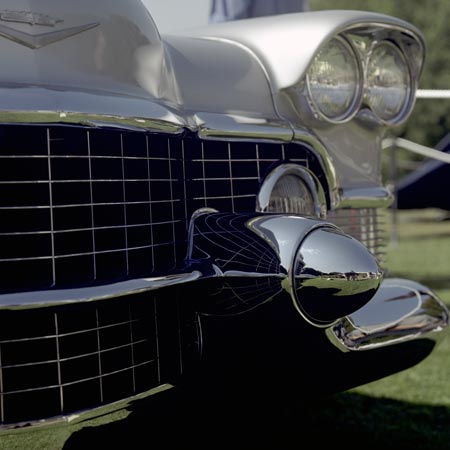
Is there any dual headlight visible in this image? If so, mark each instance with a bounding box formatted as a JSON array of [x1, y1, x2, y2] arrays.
[[305, 36, 412, 124]]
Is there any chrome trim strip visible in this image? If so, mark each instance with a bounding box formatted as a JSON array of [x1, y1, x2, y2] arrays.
[[292, 129, 340, 209], [221, 270, 284, 278], [196, 115, 393, 212], [0, 110, 184, 134], [195, 112, 293, 143], [0, 272, 202, 310], [336, 186, 394, 209], [0, 383, 174, 433], [327, 278, 450, 352], [294, 130, 394, 210], [194, 119, 343, 213]]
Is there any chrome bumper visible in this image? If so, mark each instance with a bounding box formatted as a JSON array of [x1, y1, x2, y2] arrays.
[[1, 211, 448, 432], [328, 278, 449, 351]]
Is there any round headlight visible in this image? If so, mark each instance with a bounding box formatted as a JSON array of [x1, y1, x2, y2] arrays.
[[306, 36, 362, 122], [366, 41, 411, 123]]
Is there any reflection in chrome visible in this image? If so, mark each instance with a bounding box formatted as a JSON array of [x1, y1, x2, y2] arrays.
[[327, 208, 387, 267], [336, 186, 394, 209], [195, 112, 293, 143], [0, 109, 184, 133], [293, 227, 382, 324], [187, 211, 382, 326], [305, 35, 363, 124], [0, 272, 202, 309], [256, 164, 327, 219], [328, 278, 450, 351]]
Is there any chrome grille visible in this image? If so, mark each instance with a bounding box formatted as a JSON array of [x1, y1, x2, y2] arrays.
[[0, 123, 388, 426], [0, 124, 325, 293], [0, 292, 199, 427], [0, 126, 185, 291], [327, 208, 387, 265]]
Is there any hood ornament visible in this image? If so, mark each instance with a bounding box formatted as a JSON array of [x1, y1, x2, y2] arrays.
[[0, 10, 99, 49], [0, 10, 63, 27]]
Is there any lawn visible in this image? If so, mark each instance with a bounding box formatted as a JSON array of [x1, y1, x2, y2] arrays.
[[2, 208, 450, 450]]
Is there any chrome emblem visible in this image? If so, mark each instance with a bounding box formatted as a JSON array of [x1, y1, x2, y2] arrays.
[[0, 10, 63, 26], [0, 10, 99, 49]]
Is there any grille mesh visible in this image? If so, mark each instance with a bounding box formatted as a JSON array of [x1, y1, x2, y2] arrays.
[[327, 208, 387, 265], [0, 123, 388, 426], [0, 124, 325, 293], [0, 291, 199, 427]]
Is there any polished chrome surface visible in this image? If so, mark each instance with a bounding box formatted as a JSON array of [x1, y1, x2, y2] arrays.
[[188, 212, 382, 325], [292, 129, 340, 209], [336, 186, 394, 209], [0, 110, 184, 133], [247, 215, 328, 274], [195, 112, 292, 143], [0, 91, 185, 134], [290, 29, 421, 127], [0, 384, 174, 432], [0, 20, 99, 49], [0, 4, 423, 206], [299, 121, 385, 195], [0, 0, 440, 432], [256, 163, 327, 218], [0, 123, 329, 295], [293, 127, 395, 212], [0, 10, 63, 26], [328, 278, 450, 351], [293, 227, 383, 324], [0, 272, 201, 309], [327, 207, 387, 265]]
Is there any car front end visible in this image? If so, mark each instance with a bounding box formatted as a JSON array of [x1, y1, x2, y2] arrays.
[[0, 0, 447, 432]]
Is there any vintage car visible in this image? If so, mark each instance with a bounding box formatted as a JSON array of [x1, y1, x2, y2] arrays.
[[0, 0, 448, 432]]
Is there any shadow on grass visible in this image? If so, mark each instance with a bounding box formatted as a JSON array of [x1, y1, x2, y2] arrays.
[[62, 386, 450, 450]]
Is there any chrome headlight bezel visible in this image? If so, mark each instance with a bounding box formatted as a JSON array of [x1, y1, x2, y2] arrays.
[[365, 40, 413, 125], [290, 25, 423, 127], [256, 164, 327, 219], [305, 36, 364, 124]]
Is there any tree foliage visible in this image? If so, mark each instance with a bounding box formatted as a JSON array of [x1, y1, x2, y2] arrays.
[[311, 0, 450, 148]]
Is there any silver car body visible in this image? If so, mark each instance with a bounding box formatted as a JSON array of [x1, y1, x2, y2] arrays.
[[0, 0, 447, 432]]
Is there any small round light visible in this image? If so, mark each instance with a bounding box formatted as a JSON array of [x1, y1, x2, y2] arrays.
[[257, 165, 327, 218], [306, 36, 361, 122], [267, 174, 316, 216], [366, 41, 411, 123]]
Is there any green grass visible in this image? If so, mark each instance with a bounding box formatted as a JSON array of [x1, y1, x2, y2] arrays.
[[2, 208, 450, 449], [343, 208, 450, 449]]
